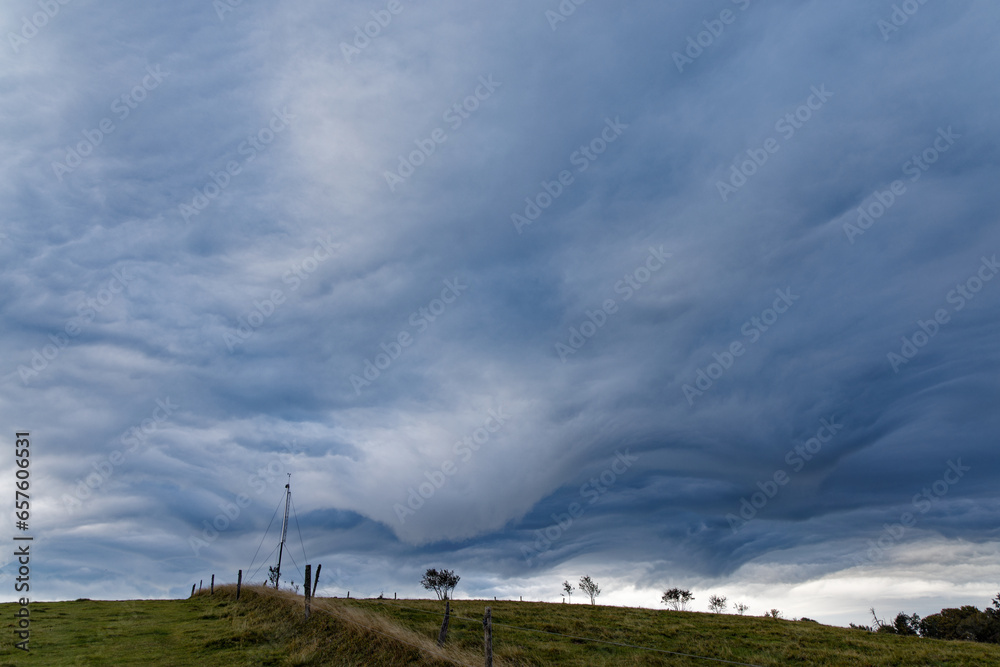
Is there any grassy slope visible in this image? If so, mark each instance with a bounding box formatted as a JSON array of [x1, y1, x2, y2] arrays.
[[2, 586, 999, 666], [0, 586, 473, 667], [349, 598, 1000, 666]]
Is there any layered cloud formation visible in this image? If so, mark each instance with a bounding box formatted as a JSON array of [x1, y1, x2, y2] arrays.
[[1, 0, 998, 625]]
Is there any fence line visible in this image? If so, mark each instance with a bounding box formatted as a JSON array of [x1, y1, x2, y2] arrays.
[[374, 600, 763, 667], [192, 578, 764, 666], [306, 598, 477, 667], [193, 574, 475, 666]]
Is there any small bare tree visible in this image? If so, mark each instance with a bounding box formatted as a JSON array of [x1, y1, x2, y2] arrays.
[[734, 602, 749, 615], [708, 594, 727, 614], [562, 580, 574, 603], [765, 608, 782, 619], [421, 569, 460, 600], [578, 576, 601, 605], [661, 588, 694, 611]]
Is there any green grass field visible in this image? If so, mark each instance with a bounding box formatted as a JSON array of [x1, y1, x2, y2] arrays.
[[3, 585, 1000, 666]]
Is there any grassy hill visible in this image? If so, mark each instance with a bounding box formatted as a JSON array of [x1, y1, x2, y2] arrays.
[[3, 585, 1000, 666]]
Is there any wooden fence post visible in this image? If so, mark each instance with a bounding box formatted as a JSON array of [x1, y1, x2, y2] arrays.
[[313, 564, 321, 598], [304, 564, 312, 621], [483, 607, 493, 667], [437, 600, 451, 647], [191, 584, 196, 598], [211, 574, 215, 595], [237, 570, 242, 601], [347, 591, 350, 599], [394, 592, 397, 600], [199, 579, 203, 593]]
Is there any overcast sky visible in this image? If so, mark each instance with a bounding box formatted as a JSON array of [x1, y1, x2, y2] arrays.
[[2, 0, 999, 627]]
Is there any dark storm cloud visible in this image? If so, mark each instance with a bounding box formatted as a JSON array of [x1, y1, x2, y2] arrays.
[[1, 0, 998, 621]]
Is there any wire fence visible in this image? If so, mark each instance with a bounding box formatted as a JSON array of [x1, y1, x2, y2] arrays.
[[307, 599, 478, 667], [190, 580, 767, 666], [366, 599, 764, 666]]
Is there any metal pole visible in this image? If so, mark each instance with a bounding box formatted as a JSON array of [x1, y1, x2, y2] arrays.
[[275, 475, 291, 588]]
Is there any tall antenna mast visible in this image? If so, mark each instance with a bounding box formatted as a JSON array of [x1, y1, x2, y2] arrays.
[[274, 474, 291, 588]]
